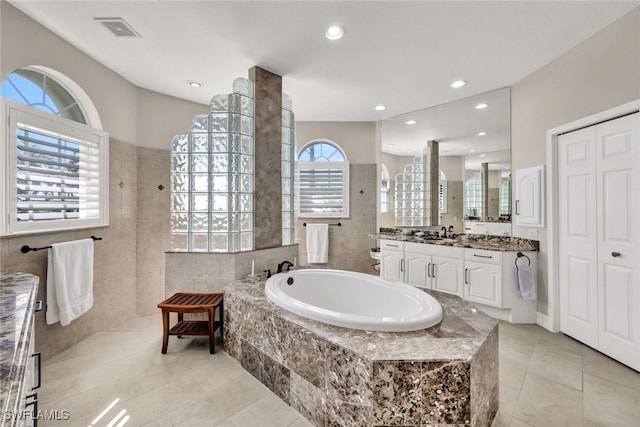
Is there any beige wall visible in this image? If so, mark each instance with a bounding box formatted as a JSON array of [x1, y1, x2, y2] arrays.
[[511, 7, 640, 315], [296, 121, 378, 164]]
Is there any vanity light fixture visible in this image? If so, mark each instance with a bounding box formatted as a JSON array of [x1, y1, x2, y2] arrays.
[[375, 105, 387, 111], [475, 103, 489, 109], [477, 131, 487, 136], [405, 120, 416, 125], [450, 80, 467, 88], [325, 25, 345, 40], [187, 80, 202, 88]]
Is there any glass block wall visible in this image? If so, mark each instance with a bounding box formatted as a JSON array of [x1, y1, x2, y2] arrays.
[[394, 145, 437, 227], [170, 78, 255, 252], [281, 93, 297, 245]]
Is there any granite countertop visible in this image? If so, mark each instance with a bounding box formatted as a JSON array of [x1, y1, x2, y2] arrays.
[[0, 272, 39, 427], [371, 233, 539, 252], [227, 278, 499, 361]]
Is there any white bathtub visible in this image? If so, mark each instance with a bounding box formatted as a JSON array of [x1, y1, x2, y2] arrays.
[[264, 269, 443, 332]]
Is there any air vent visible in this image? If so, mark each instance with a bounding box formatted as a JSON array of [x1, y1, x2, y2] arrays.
[[94, 17, 140, 37]]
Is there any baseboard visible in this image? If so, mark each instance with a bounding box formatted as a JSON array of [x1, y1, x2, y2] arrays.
[[536, 312, 555, 332]]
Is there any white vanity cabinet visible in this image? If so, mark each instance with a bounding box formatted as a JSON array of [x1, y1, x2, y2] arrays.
[[405, 242, 464, 297], [380, 240, 405, 282], [464, 248, 538, 323]]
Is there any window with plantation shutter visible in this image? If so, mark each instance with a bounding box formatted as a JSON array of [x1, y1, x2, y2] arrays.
[[2, 73, 108, 235], [297, 140, 349, 218]]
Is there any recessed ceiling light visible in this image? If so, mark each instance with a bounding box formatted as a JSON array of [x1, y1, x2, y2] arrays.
[[475, 103, 489, 109], [405, 120, 416, 125], [477, 131, 487, 136], [375, 105, 387, 111], [187, 80, 202, 88], [480, 154, 486, 157], [450, 80, 467, 88], [470, 149, 476, 153], [325, 25, 345, 40]]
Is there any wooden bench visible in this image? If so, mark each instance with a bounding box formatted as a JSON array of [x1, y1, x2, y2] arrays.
[[157, 292, 224, 354]]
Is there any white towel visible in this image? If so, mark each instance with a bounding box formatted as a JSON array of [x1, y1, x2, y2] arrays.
[[46, 239, 94, 326], [306, 223, 329, 264], [516, 265, 537, 301]]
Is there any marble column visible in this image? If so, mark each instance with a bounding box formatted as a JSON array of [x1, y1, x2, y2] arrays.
[[249, 66, 283, 249]]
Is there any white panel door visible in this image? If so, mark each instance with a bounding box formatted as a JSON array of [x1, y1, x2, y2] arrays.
[[405, 252, 429, 288], [431, 256, 464, 297], [595, 114, 639, 369], [558, 127, 599, 347], [381, 250, 404, 282], [464, 261, 502, 307]]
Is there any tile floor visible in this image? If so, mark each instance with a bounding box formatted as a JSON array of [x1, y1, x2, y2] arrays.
[[38, 316, 640, 426]]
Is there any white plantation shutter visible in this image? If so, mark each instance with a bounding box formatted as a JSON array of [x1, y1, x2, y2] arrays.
[[298, 165, 345, 213], [2, 101, 109, 234]]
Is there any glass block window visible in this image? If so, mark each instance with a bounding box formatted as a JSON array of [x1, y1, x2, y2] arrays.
[[282, 94, 297, 245], [297, 140, 349, 218], [170, 78, 255, 252], [465, 172, 484, 217], [500, 175, 512, 216], [1, 68, 108, 235]]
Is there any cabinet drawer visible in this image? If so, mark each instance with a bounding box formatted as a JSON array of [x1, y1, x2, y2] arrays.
[[405, 242, 464, 259], [380, 240, 404, 251], [465, 249, 502, 264]]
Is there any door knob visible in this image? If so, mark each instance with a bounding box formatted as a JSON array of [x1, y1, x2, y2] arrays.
[[611, 252, 621, 257]]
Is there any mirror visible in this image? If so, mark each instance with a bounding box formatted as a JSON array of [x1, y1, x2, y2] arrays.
[[381, 87, 511, 233]]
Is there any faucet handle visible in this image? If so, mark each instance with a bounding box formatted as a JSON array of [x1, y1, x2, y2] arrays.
[[263, 269, 272, 278]]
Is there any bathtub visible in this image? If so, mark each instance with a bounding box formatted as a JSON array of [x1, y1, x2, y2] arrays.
[[264, 269, 443, 332]]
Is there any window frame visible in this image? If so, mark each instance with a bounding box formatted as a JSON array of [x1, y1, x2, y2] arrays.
[[296, 140, 349, 219], [1, 99, 109, 235]]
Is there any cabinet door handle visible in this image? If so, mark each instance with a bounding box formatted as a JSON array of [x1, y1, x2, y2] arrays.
[[426, 263, 430, 278], [386, 244, 399, 248], [400, 259, 404, 272], [515, 200, 520, 215], [32, 352, 42, 390], [432, 264, 436, 278], [464, 268, 469, 284], [473, 254, 493, 259], [34, 300, 43, 312], [611, 252, 621, 258]]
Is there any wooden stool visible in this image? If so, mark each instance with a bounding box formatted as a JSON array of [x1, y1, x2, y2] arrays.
[[157, 292, 224, 354]]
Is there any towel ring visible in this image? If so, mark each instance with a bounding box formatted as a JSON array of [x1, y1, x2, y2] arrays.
[[515, 252, 531, 267]]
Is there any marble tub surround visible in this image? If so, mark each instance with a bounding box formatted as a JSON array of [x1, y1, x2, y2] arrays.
[[371, 232, 539, 252], [0, 272, 39, 426], [224, 279, 499, 426]]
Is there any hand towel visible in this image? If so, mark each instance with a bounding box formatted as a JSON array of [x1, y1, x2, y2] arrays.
[[46, 239, 94, 326], [516, 265, 536, 301], [306, 223, 329, 264]]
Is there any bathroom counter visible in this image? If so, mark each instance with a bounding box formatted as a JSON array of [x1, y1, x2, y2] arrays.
[[0, 272, 39, 427], [370, 233, 539, 252]]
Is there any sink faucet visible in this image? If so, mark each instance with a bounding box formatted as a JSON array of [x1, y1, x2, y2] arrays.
[[277, 260, 294, 274], [441, 226, 448, 238], [448, 225, 454, 234]]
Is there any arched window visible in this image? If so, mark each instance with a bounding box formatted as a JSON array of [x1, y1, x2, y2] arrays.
[[1, 67, 108, 235], [297, 140, 349, 217]]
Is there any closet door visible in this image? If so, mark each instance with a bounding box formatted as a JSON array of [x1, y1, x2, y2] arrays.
[[595, 114, 639, 368], [558, 127, 598, 348]]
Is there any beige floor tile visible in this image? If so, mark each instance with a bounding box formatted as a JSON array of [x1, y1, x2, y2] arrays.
[[583, 373, 640, 426], [512, 373, 583, 426], [213, 420, 238, 427], [229, 394, 300, 427], [498, 322, 540, 356], [154, 394, 229, 426], [582, 345, 640, 392], [526, 340, 583, 391], [499, 349, 531, 390], [510, 417, 534, 427], [288, 417, 315, 427], [491, 383, 520, 426]]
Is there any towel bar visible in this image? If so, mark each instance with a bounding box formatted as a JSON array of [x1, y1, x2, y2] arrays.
[[21, 236, 102, 254], [302, 222, 341, 227]]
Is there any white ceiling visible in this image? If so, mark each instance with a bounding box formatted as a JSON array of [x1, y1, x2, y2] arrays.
[[8, 0, 639, 157]]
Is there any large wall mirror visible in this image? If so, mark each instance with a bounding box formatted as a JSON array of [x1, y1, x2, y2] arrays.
[[380, 87, 511, 234]]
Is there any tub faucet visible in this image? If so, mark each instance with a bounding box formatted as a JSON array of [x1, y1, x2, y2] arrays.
[[277, 260, 294, 273], [441, 226, 448, 238]]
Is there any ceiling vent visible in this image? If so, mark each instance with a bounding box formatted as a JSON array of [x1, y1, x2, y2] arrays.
[[94, 17, 140, 37]]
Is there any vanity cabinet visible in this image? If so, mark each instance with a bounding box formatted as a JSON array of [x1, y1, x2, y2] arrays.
[[464, 248, 538, 323], [405, 242, 464, 297], [380, 240, 405, 282]]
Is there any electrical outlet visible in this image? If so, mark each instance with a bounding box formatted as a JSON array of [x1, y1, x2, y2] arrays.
[[527, 229, 538, 238]]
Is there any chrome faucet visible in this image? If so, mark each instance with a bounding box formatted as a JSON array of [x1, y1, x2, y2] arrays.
[[277, 260, 294, 274]]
